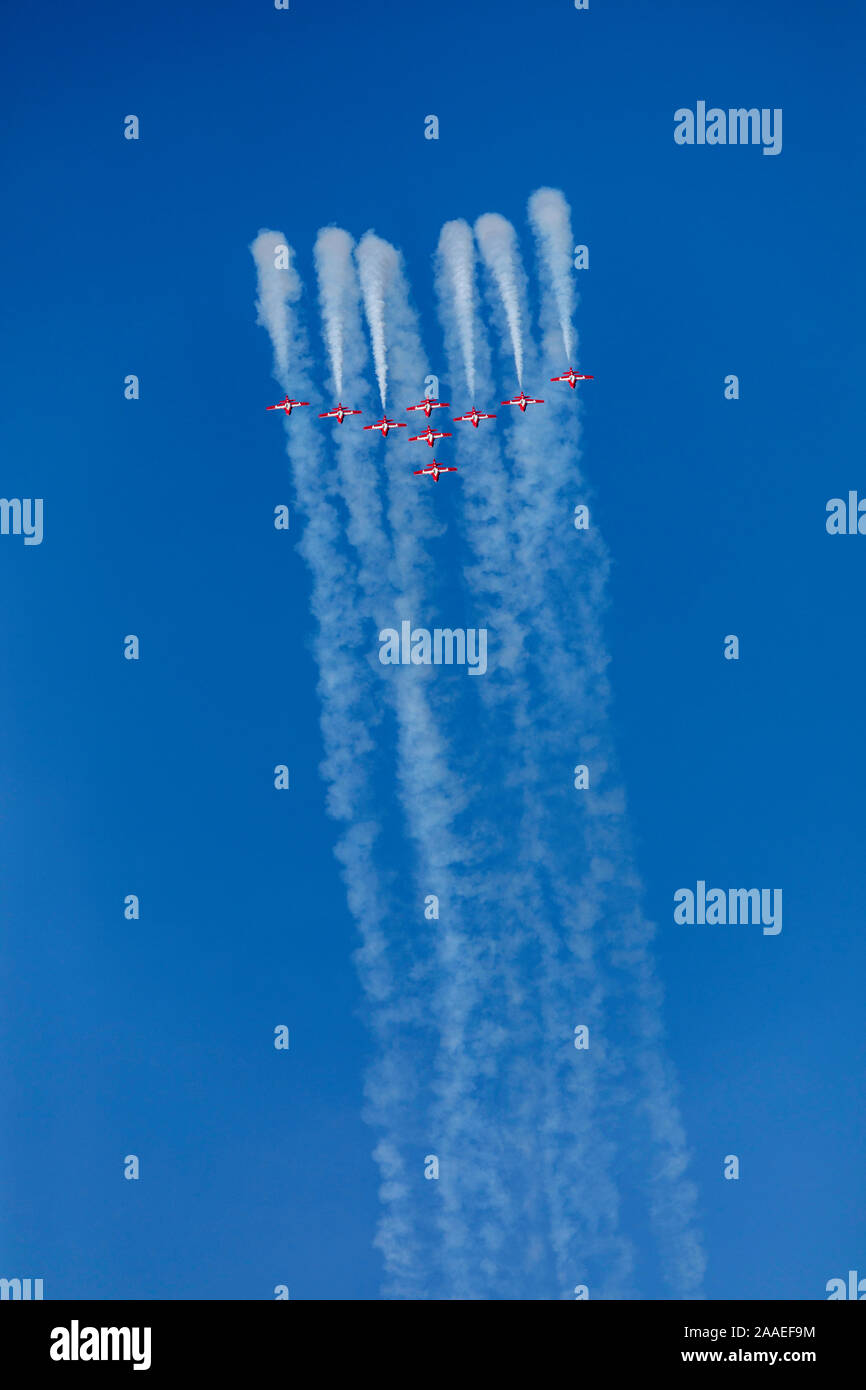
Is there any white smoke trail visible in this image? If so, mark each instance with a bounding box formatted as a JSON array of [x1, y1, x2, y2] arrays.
[[350, 232, 636, 1298], [436, 223, 644, 1299], [256, 224, 544, 1297], [314, 227, 394, 625], [252, 230, 295, 388], [475, 212, 525, 389], [313, 226, 354, 399], [321, 221, 631, 1298], [254, 210, 704, 1299], [470, 195, 706, 1296], [251, 229, 431, 1297], [356, 232, 397, 411], [353, 241, 518, 1296], [436, 220, 476, 400], [312, 229, 501, 1296], [348, 234, 569, 1296], [527, 186, 577, 366]]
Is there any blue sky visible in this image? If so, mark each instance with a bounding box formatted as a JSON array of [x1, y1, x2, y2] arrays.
[[1, 0, 864, 1299]]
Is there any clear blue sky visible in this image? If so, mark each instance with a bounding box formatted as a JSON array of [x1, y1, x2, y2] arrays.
[[1, 0, 864, 1299]]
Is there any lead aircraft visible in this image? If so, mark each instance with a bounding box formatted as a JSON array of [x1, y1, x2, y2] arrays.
[[413, 460, 457, 482]]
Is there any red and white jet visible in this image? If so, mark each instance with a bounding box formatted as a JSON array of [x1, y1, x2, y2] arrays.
[[413, 460, 457, 482], [266, 396, 310, 416], [409, 424, 452, 448], [453, 407, 497, 428], [501, 390, 544, 412], [405, 397, 450, 418], [550, 368, 594, 389], [363, 416, 407, 437], [319, 403, 362, 423]]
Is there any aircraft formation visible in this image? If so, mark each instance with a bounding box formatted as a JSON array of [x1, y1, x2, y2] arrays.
[[266, 371, 593, 482]]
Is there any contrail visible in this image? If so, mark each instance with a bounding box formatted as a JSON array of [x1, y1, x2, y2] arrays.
[[354, 239, 520, 1295], [311, 228, 506, 1296], [475, 212, 525, 389], [354, 235, 578, 1296], [256, 224, 535, 1297], [311, 228, 513, 1295], [436, 220, 643, 1298], [468, 194, 706, 1296], [356, 231, 397, 411], [337, 219, 634, 1298], [251, 229, 431, 1297], [436, 220, 477, 401], [314, 226, 393, 622], [313, 226, 354, 399], [527, 186, 577, 366], [252, 229, 296, 388], [363, 239, 441, 610], [254, 208, 705, 1300], [366, 227, 633, 1297]]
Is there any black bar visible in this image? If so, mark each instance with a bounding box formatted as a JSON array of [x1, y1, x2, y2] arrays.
[[2, 1299, 860, 1377]]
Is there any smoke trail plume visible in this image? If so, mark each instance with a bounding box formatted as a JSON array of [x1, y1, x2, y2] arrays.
[[465, 194, 706, 1296], [254, 202, 705, 1300], [356, 232, 398, 410], [474, 212, 525, 389], [436, 218, 642, 1297], [251, 229, 297, 387], [367, 229, 633, 1297], [314, 226, 355, 398], [252, 229, 430, 1295], [436, 220, 477, 400], [354, 242, 515, 1294], [313, 224, 393, 622], [527, 186, 577, 365]]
